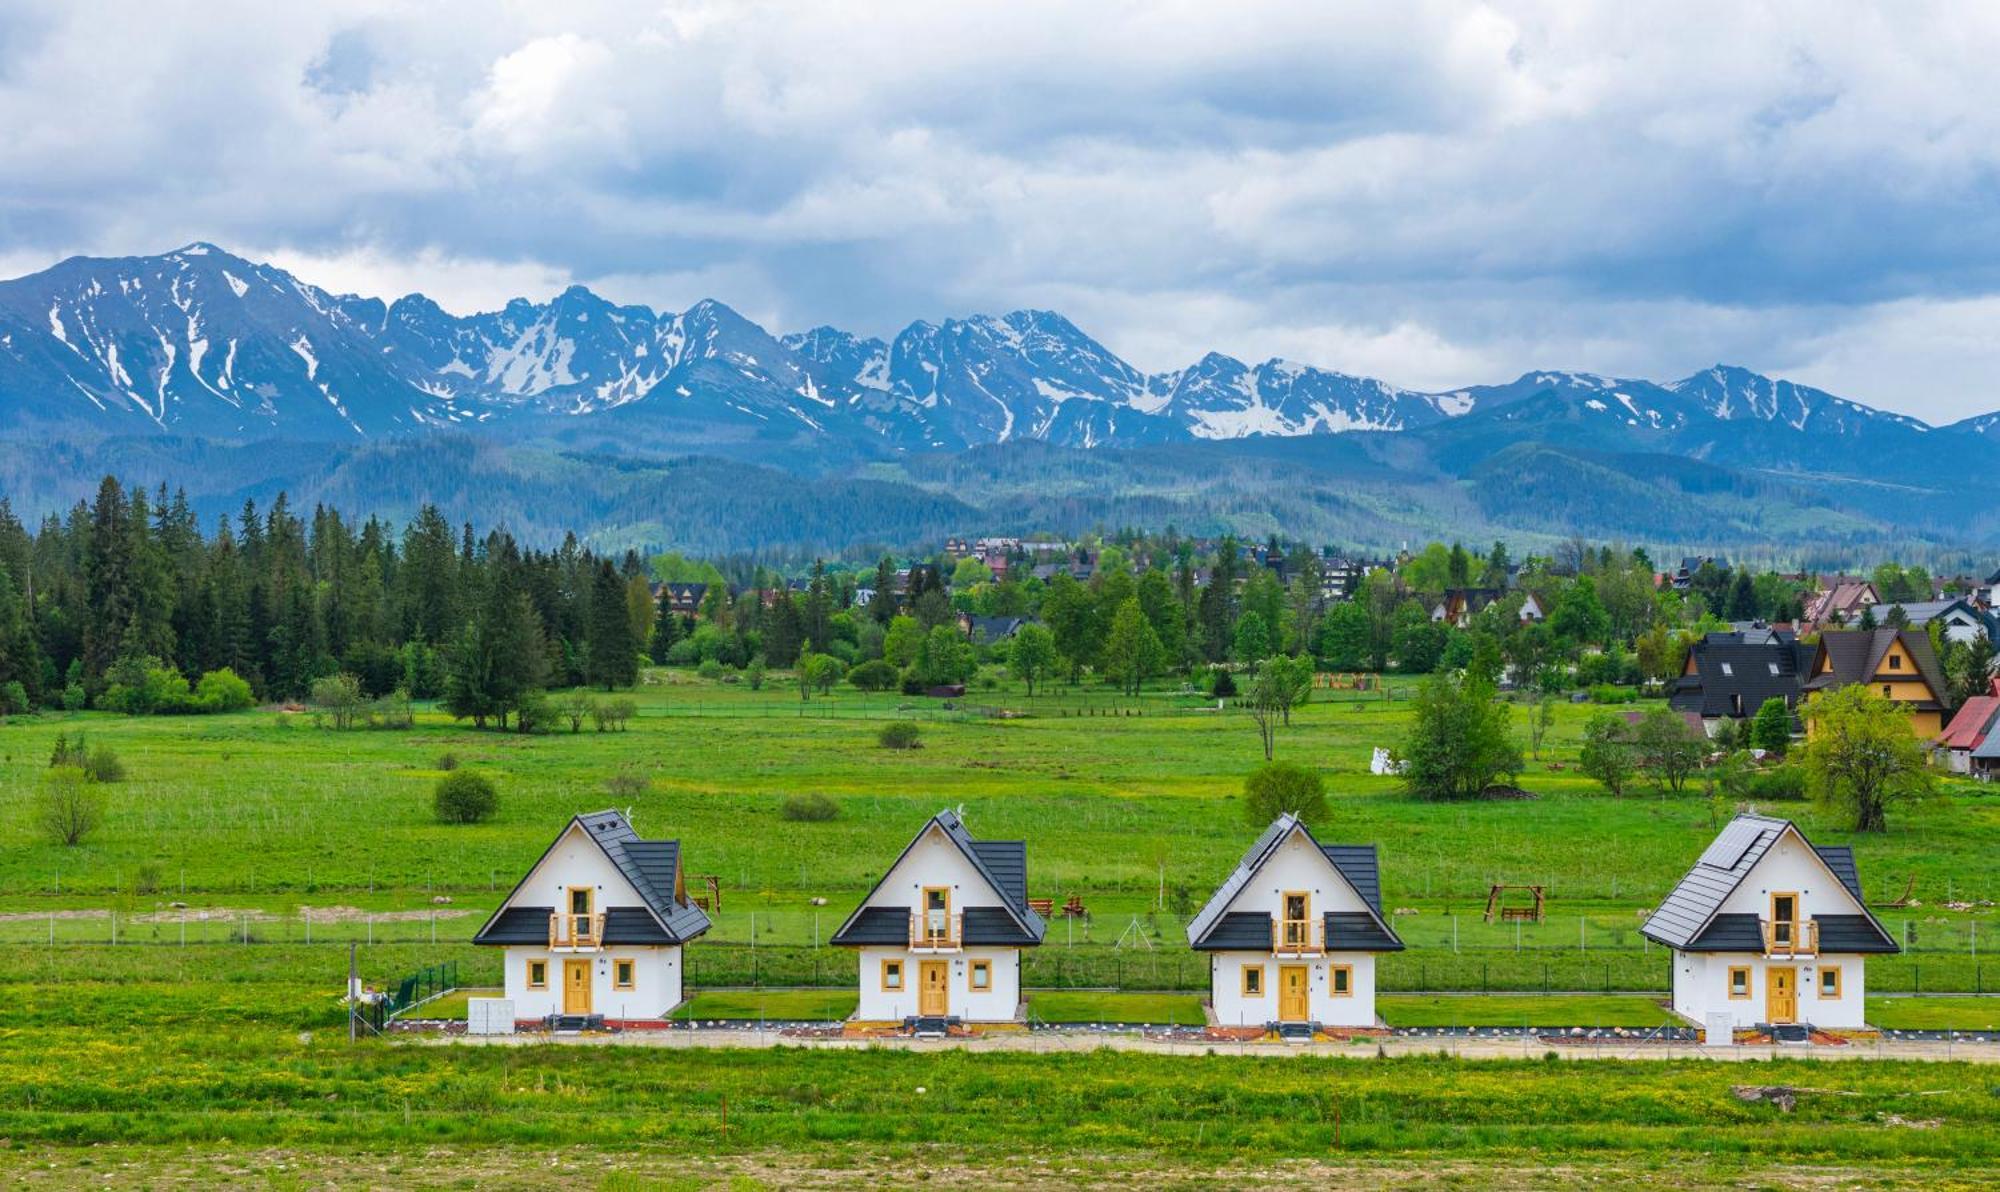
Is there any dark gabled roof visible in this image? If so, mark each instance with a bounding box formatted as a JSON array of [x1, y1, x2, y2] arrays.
[[472, 810, 711, 947], [1668, 633, 1809, 718], [1185, 816, 1401, 950], [602, 907, 678, 944], [1685, 913, 1764, 950], [830, 810, 1045, 947], [1815, 914, 1899, 953], [969, 840, 1028, 908], [964, 616, 1028, 646], [1325, 911, 1405, 951], [1189, 911, 1276, 951], [1641, 814, 1897, 954], [1320, 845, 1384, 914], [1804, 628, 1949, 709], [828, 906, 906, 946], [1813, 845, 1864, 903], [474, 906, 551, 945], [961, 906, 1042, 946]]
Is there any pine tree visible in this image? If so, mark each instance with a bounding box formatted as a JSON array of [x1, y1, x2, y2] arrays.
[[584, 559, 638, 689]]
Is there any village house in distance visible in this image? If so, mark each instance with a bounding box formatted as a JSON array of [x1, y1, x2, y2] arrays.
[[1186, 814, 1403, 1035], [472, 810, 711, 1028], [1641, 814, 1898, 1037], [830, 810, 1046, 1034]]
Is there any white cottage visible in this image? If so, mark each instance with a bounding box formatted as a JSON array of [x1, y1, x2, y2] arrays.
[[1642, 813, 1898, 1034], [1186, 814, 1403, 1031], [829, 810, 1045, 1028], [472, 810, 710, 1027]]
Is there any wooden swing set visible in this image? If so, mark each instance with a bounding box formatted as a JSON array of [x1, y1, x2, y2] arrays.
[[1482, 884, 1546, 924]]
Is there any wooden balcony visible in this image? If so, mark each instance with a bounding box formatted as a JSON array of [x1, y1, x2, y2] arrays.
[[1762, 918, 1818, 957], [908, 911, 962, 953], [548, 912, 606, 952], [1272, 917, 1323, 956]]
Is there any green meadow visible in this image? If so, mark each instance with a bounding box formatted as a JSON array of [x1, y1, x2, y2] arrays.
[[4, 672, 1999, 1184]]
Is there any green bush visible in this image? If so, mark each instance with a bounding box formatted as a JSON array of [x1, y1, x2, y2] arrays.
[[1746, 765, 1807, 801], [1210, 669, 1238, 698], [1589, 685, 1637, 704], [696, 659, 724, 681], [779, 793, 840, 822], [433, 770, 498, 824], [1242, 762, 1328, 826], [194, 668, 256, 712], [848, 659, 898, 692], [877, 721, 923, 750], [0, 680, 29, 715]]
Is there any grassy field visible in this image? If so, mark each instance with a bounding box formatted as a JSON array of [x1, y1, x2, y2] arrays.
[[3, 671, 1999, 1183]]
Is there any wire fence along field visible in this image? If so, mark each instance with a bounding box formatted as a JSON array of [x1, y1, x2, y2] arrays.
[[6, 906, 1993, 993]]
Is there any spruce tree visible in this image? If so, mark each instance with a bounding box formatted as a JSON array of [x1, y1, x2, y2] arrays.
[[584, 559, 637, 689]]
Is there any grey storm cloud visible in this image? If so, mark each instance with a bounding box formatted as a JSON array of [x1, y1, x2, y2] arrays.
[[3, 1, 2000, 421]]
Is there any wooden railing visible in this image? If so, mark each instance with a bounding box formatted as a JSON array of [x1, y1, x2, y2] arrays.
[[1762, 918, 1818, 957], [548, 912, 606, 950], [1272, 917, 1323, 955], [908, 911, 962, 952]]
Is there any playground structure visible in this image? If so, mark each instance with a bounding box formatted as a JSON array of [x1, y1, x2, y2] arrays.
[[1482, 884, 1546, 924], [688, 874, 723, 912]]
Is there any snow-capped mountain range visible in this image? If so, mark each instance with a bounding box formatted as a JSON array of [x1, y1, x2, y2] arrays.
[[0, 244, 1988, 458]]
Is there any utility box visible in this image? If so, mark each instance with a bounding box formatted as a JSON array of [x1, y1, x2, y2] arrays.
[[467, 997, 515, 1036], [1703, 1012, 1734, 1046]]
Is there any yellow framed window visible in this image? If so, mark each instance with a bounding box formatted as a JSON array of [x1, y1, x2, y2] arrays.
[[882, 959, 904, 991], [1728, 966, 1751, 999], [1819, 966, 1841, 999], [613, 959, 636, 990], [1241, 965, 1264, 997], [527, 959, 548, 989], [1330, 964, 1353, 996], [969, 959, 992, 991]]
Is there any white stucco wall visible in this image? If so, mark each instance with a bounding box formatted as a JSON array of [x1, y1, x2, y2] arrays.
[[846, 823, 1031, 1021], [503, 944, 684, 1020], [855, 946, 1022, 1021], [1669, 828, 1876, 1029], [1199, 827, 1386, 1027], [1208, 950, 1378, 1027], [1671, 950, 1867, 1029]]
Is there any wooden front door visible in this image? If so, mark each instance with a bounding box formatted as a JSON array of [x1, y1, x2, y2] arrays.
[[563, 959, 592, 1015], [1278, 965, 1310, 1022], [919, 960, 949, 1016], [1766, 966, 1796, 1024]]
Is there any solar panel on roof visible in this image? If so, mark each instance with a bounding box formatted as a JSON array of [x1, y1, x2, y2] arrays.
[[1697, 819, 1764, 870]]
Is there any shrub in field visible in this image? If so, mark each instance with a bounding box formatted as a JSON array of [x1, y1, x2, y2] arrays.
[[1210, 669, 1238, 698], [37, 766, 103, 846], [1396, 674, 1521, 801], [878, 721, 923, 750], [309, 673, 367, 729], [1579, 713, 1637, 796], [82, 744, 126, 784], [848, 659, 898, 692], [434, 770, 498, 824], [1589, 685, 1637, 704], [1747, 765, 1808, 802], [513, 689, 554, 734], [592, 696, 636, 731], [194, 668, 256, 712], [560, 690, 597, 733], [1242, 762, 1327, 827], [696, 659, 724, 681], [780, 793, 840, 822], [62, 683, 86, 711], [746, 659, 767, 690], [133, 862, 161, 895], [0, 679, 29, 716], [434, 751, 460, 772], [604, 766, 650, 798]]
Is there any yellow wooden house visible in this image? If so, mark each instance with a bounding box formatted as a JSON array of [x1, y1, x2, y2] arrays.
[[1801, 628, 1951, 737]]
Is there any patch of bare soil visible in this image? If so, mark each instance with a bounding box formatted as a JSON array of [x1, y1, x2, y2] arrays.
[[7, 1147, 1991, 1190]]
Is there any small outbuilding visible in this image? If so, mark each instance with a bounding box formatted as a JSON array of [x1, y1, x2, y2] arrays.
[[1186, 814, 1403, 1030], [472, 809, 710, 1027], [1641, 813, 1897, 1033], [829, 809, 1045, 1029]]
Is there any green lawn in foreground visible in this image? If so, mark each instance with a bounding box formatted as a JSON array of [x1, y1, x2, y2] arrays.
[[1381, 993, 1678, 1028], [1028, 990, 1206, 1024], [1866, 997, 2000, 1031]]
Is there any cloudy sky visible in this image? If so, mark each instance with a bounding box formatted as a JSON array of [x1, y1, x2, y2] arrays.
[[3, 2, 1998, 421]]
